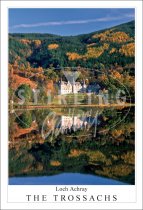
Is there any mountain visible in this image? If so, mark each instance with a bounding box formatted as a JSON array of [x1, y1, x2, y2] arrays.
[[9, 21, 135, 69], [8, 21, 135, 103]]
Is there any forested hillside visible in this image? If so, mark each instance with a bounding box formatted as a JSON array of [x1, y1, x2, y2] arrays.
[[9, 21, 135, 103], [9, 21, 135, 68]]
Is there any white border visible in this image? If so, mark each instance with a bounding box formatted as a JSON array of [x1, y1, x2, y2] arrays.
[[0, 1, 142, 210]]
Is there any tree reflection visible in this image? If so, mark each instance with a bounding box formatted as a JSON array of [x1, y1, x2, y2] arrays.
[[9, 107, 135, 184]]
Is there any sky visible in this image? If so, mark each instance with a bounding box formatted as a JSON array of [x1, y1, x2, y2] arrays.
[[9, 8, 135, 36]]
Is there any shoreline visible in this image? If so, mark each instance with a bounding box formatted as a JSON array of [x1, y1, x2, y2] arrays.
[[9, 103, 135, 111]]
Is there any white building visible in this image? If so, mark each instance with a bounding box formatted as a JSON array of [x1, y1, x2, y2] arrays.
[[60, 79, 86, 95], [61, 116, 87, 130]]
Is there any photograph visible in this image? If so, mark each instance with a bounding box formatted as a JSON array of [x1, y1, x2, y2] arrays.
[[8, 8, 135, 186]]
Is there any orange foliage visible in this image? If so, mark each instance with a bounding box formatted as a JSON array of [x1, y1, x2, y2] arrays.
[[11, 74, 37, 90], [13, 121, 38, 138], [48, 44, 59, 50], [66, 52, 82, 60], [111, 129, 123, 138], [20, 39, 31, 45], [111, 70, 122, 79], [103, 43, 109, 50], [85, 46, 104, 58], [99, 74, 108, 81], [33, 40, 41, 47], [50, 160, 61, 166], [92, 30, 113, 39], [106, 32, 132, 43], [68, 149, 85, 157], [67, 43, 109, 61], [20, 39, 41, 47], [31, 66, 43, 73], [92, 31, 133, 43], [119, 43, 135, 57], [109, 48, 117, 54], [34, 73, 45, 82], [121, 151, 134, 165], [45, 80, 55, 93], [123, 74, 135, 88]]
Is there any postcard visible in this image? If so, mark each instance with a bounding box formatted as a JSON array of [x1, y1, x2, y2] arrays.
[[0, 0, 142, 209]]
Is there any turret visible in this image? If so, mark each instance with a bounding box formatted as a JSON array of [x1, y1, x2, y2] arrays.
[[83, 80, 87, 89], [72, 77, 75, 93]]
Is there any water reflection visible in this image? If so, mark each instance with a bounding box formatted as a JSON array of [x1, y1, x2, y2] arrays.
[[9, 107, 135, 185], [42, 112, 99, 139]]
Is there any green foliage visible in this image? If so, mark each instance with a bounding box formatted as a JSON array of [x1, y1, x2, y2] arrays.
[[9, 37, 31, 66], [9, 21, 135, 68], [16, 111, 33, 128], [9, 107, 135, 184], [15, 84, 33, 103]]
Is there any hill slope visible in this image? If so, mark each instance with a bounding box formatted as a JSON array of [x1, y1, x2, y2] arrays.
[[9, 21, 135, 69]]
